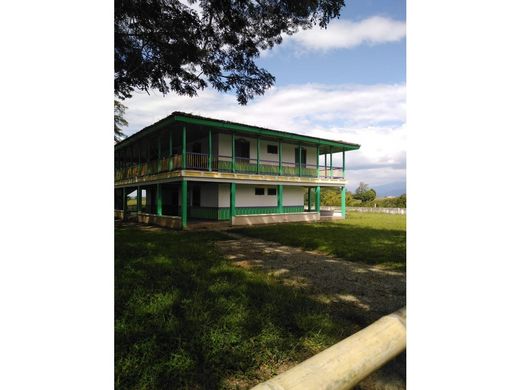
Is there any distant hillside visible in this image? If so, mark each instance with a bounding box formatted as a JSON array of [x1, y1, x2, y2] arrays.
[[372, 181, 406, 197]]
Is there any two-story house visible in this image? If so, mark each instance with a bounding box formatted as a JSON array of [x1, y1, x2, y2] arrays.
[[114, 112, 360, 229]]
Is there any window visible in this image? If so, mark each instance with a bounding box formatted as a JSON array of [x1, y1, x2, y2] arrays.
[[267, 144, 278, 154], [267, 188, 277, 196], [255, 188, 265, 195], [235, 139, 250, 159], [295, 148, 307, 166]]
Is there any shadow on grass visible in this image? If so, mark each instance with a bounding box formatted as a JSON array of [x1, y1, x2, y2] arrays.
[[233, 221, 406, 272], [115, 227, 399, 389]]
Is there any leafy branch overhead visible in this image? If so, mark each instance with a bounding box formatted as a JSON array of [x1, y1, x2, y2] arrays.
[[115, 0, 345, 104]]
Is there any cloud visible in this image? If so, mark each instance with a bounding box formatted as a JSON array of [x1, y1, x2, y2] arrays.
[[287, 17, 406, 52], [123, 82, 406, 192]]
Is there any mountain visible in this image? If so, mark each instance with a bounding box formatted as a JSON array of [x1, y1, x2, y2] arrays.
[[372, 181, 406, 197]]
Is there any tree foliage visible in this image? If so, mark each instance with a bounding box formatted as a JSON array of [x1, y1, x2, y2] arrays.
[[115, 0, 345, 104], [353, 182, 376, 203], [114, 100, 128, 142]]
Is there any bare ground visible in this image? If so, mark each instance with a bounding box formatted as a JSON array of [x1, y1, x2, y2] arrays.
[[217, 231, 406, 390]]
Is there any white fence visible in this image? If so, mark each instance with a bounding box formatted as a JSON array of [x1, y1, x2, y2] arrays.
[[320, 206, 406, 215]]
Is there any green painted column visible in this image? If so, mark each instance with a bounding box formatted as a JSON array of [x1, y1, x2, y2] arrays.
[[181, 126, 187, 169], [231, 132, 236, 173], [256, 137, 260, 174], [208, 129, 212, 171], [230, 182, 236, 219], [122, 187, 127, 213], [169, 129, 173, 171], [307, 188, 311, 211], [181, 180, 188, 229], [277, 184, 283, 213], [298, 144, 302, 177], [137, 186, 141, 213], [324, 153, 327, 177], [342, 149, 346, 179], [316, 145, 320, 177], [156, 183, 162, 216], [341, 186, 346, 218], [278, 140, 282, 175], [315, 186, 321, 213]]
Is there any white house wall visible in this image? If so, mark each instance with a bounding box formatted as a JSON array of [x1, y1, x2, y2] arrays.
[[217, 133, 317, 165], [216, 183, 303, 208]]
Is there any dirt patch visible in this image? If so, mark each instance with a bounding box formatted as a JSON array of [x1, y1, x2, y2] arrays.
[[216, 231, 406, 390]]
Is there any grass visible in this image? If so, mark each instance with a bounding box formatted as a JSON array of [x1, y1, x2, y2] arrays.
[[233, 213, 406, 272], [115, 225, 367, 389]]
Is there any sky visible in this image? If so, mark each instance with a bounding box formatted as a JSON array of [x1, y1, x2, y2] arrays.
[[122, 0, 406, 195]]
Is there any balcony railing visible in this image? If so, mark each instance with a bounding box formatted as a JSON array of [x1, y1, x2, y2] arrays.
[[115, 153, 345, 180]]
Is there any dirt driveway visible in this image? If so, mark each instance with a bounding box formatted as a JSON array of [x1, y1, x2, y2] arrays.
[[217, 231, 406, 390]]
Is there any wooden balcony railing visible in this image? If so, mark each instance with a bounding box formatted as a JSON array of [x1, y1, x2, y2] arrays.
[[115, 153, 346, 180]]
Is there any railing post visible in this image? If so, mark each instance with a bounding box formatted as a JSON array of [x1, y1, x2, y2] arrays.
[[169, 129, 173, 171], [341, 186, 346, 218], [342, 149, 346, 179], [208, 129, 212, 172], [181, 126, 186, 170], [315, 186, 320, 213], [181, 180, 187, 229], [256, 137, 260, 174], [231, 132, 236, 173], [316, 145, 320, 177], [278, 140, 282, 175], [329, 148, 333, 178], [277, 185, 283, 213]]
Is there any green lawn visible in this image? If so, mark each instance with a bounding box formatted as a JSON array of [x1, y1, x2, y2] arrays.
[[115, 225, 365, 389], [234, 213, 406, 272]]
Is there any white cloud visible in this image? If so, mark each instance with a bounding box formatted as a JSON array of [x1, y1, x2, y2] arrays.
[[282, 16, 406, 53], [123, 83, 406, 192]]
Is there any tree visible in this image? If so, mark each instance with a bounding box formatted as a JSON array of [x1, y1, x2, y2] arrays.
[[353, 182, 376, 203], [114, 100, 128, 142], [115, 0, 345, 104]]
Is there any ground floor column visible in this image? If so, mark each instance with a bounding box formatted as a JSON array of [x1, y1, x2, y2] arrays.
[[341, 186, 346, 218], [156, 183, 162, 216], [137, 186, 142, 213], [181, 180, 188, 229], [307, 188, 312, 211], [315, 186, 321, 213], [230, 182, 236, 220], [277, 184, 283, 213]]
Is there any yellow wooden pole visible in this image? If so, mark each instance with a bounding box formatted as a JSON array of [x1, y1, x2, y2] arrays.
[[251, 307, 406, 390]]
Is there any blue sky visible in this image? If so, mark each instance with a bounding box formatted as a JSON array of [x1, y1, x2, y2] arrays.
[[124, 0, 406, 195]]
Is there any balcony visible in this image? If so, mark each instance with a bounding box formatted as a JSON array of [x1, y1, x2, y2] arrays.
[[115, 152, 345, 181]]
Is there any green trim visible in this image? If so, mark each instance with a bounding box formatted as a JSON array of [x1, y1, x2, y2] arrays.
[[156, 183, 162, 216], [189, 206, 306, 220], [181, 180, 187, 228], [315, 186, 321, 212], [230, 182, 236, 217]]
